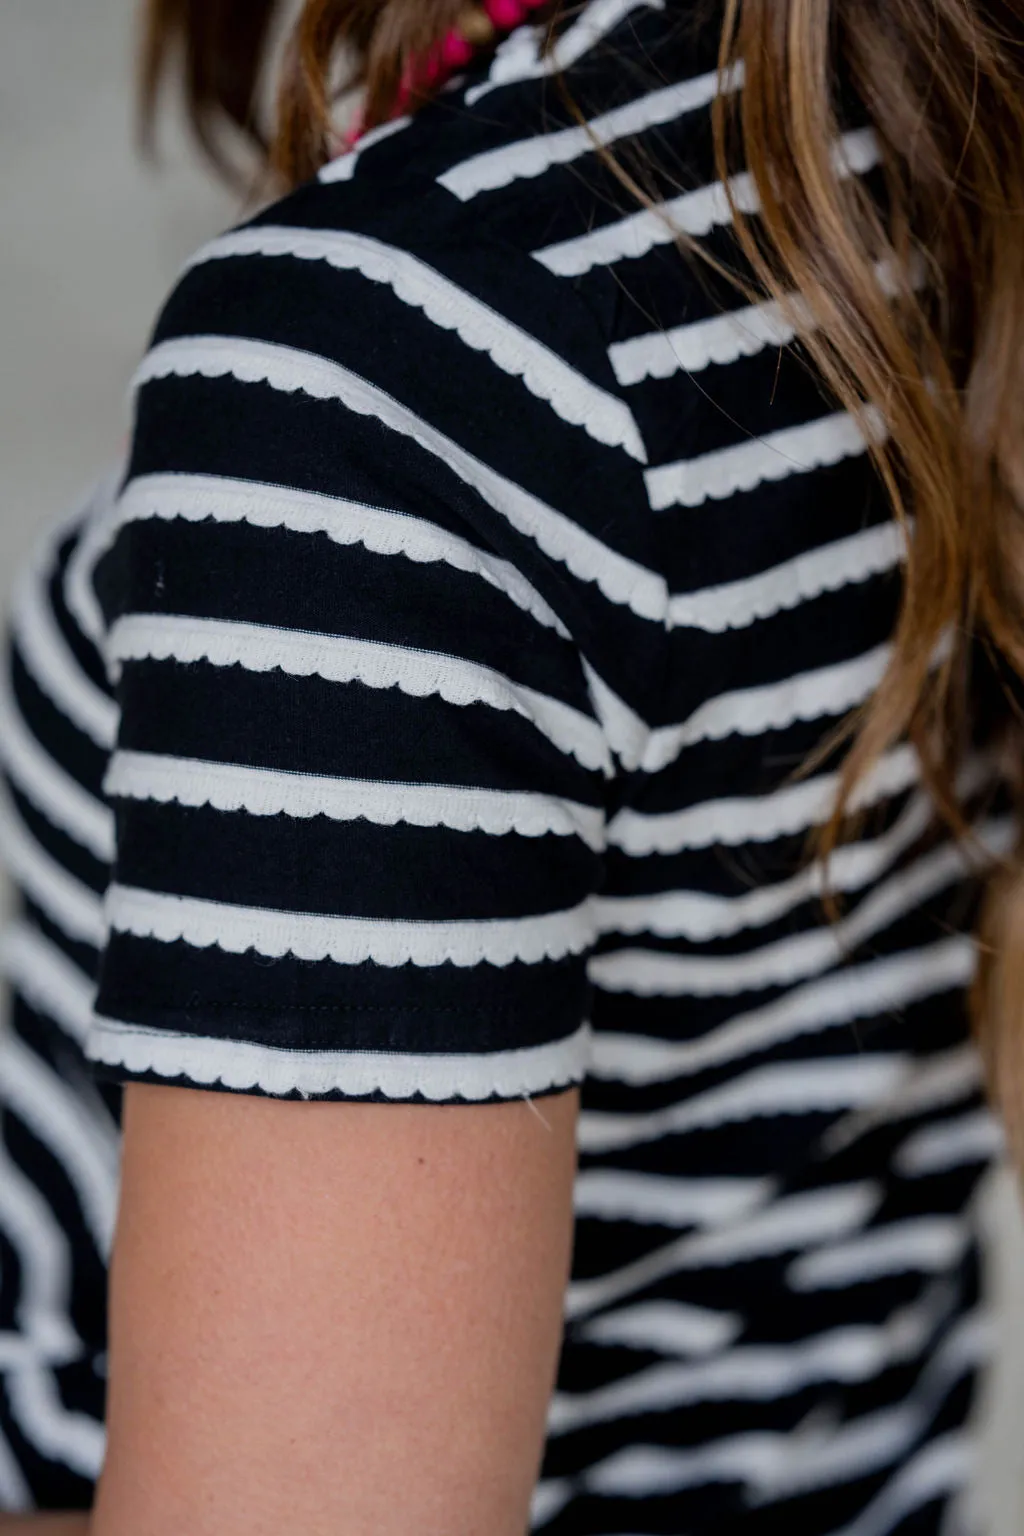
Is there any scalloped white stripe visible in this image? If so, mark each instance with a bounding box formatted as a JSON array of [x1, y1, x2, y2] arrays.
[[567, 1184, 879, 1320], [133, 336, 668, 622], [596, 785, 937, 940], [581, 661, 651, 768], [611, 292, 805, 384], [573, 1169, 772, 1227], [319, 115, 412, 183], [185, 227, 645, 461], [894, 1110, 1003, 1179], [105, 882, 597, 968], [589, 822, 1011, 998], [609, 257, 917, 385], [86, 1016, 592, 1101], [748, 1314, 985, 1505], [787, 1217, 969, 1293], [0, 922, 96, 1046], [645, 405, 886, 512], [62, 466, 123, 650], [534, 127, 879, 276], [823, 1045, 983, 1156], [465, 0, 664, 106], [577, 1055, 907, 1155], [826, 1434, 973, 1536], [0, 671, 114, 861], [104, 750, 606, 852], [109, 472, 569, 638], [553, 1256, 936, 1435], [636, 642, 891, 779], [108, 612, 611, 776], [442, 66, 735, 201], [10, 556, 118, 749], [607, 742, 920, 856], [0, 1034, 119, 1255], [667, 520, 907, 633], [591, 937, 975, 1086], [0, 788, 105, 948], [579, 1299, 744, 1358]]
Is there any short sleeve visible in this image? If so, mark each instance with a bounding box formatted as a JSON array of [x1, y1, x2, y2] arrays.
[[82, 208, 617, 1103]]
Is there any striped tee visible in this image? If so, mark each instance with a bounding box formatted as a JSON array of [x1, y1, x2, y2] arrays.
[[0, 0, 1008, 1527]]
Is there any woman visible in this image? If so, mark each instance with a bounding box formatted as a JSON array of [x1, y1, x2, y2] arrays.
[[0, 0, 1021, 1530]]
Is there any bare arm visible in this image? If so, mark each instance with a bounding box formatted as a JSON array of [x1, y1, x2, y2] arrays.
[[81, 1083, 576, 1536]]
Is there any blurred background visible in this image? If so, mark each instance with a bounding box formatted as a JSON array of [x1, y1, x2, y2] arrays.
[[1, 1, 1024, 1528]]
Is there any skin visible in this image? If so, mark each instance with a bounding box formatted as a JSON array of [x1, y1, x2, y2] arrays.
[[0, 1082, 579, 1535]]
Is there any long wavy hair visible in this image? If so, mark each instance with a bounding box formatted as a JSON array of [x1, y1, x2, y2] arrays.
[[141, 0, 1024, 1150]]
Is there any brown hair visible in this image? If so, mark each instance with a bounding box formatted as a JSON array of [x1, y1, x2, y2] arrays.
[[141, 0, 1024, 1146]]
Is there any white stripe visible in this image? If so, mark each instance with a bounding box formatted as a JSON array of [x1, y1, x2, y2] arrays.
[[562, 1309, 984, 1505], [319, 115, 412, 183], [9, 554, 118, 749], [530, 1478, 574, 1530], [609, 257, 916, 385], [581, 661, 651, 769], [607, 742, 920, 856], [579, 1299, 744, 1358], [573, 1168, 772, 1227], [824, 1045, 984, 1155], [589, 825, 1009, 998], [62, 467, 123, 650], [0, 787, 105, 948], [611, 291, 805, 385], [667, 520, 907, 633], [109, 472, 570, 638], [567, 1183, 879, 1319], [590, 938, 975, 1087], [87, 1014, 592, 1101], [0, 1034, 119, 1256], [534, 126, 879, 276], [788, 1216, 970, 1292], [0, 922, 95, 1045], [895, 1111, 1003, 1179], [186, 227, 646, 461], [826, 1433, 974, 1536], [105, 882, 595, 969], [5, 1368, 105, 1481], [550, 1279, 945, 1435], [572, 1433, 792, 1501], [750, 1312, 988, 1504], [132, 336, 668, 622], [465, 0, 664, 106], [0, 670, 114, 862], [637, 642, 891, 774], [596, 784, 939, 940], [645, 404, 887, 513], [104, 749, 606, 852], [442, 67, 735, 201], [0, 1142, 80, 1363], [0, 1423, 31, 1511], [577, 1055, 908, 1155], [107, 612, 611, 776]]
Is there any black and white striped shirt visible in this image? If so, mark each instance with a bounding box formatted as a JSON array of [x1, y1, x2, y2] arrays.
[[0, 0, 1006, 1527]]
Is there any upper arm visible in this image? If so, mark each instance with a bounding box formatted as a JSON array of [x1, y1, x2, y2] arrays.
[[94, 1083, 578, 1536], [79, 192, 622, 1530]]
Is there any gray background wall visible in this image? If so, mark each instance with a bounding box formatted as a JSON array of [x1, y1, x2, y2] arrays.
[[1, 1, 1022, 1527]]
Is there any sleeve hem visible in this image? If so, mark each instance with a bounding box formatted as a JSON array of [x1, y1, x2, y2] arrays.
[[86, 1014, 591, 1102]]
